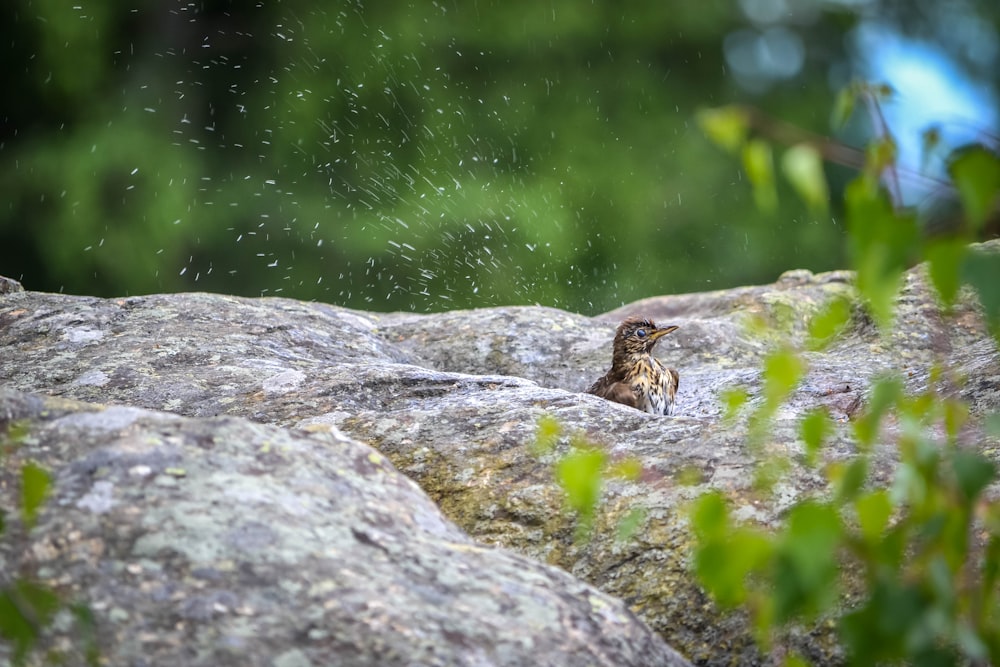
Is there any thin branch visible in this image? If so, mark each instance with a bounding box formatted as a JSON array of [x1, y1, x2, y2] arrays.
[[737, 104, 953, 200]]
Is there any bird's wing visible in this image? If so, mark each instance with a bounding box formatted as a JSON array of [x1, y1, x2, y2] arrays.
[[594, 381, 640, 409]]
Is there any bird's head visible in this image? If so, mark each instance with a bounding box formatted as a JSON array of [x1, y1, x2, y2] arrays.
[[613, 316, 678, 357]]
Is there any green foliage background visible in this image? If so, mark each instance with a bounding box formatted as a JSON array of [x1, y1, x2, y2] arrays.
[[1, 1, 998, 313]]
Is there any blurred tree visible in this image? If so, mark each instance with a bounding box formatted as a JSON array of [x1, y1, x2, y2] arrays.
[[1, 0, 997, 313]]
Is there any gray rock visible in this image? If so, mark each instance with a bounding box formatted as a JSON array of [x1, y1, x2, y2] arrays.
[[0, 275, 22, 295], [2, 240, 998, 665], [0, 389, 687, 667]]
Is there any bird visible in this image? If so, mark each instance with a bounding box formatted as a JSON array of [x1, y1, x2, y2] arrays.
[[587, 316, 680, 416]]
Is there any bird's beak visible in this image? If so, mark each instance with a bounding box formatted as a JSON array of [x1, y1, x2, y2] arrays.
[[649, 325, 679, 341]]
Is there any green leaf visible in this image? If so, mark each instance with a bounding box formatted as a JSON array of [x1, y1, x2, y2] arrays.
[[616, 507, 646, 543], [695, 526, 773, 608], [16, 581, 59, 620], [691, 491, 730, 541], [986, 412, 1000, 437], [948, 145, 1000, 231], [781, 144, 829, 213], [942, 398, 969, 443], [70, 603, 101, 667], [0, 590, 36, 664], [753, 455, 791, 495], [799, 408, 831, 466], [743, 138, 777, 213], [831, 84, 857, 129], [0, 420, 32, 450], [696, 105, 750, 153], [835, 457, 869, 503], [840, 578, 922, 663], [983, 535, 1000, 605], [555, 445, 606, 523], [20, 462, 51, 529], [854, 375, 903, 449], [855, 489, 892, 544], [722, 386, 749, 421], [531, 414, 562, 456], [784, 501, 843, 563], [808, 296, 852, 350], [694, 541, 736, 604], [865, 136, 898, 179], [0, 580, 61, 663], [951, 450, 996, 504], [955, 622, 990, 664], [845, 177, 919, 330], [763, 347, 805, 409], [963, 248, 1000, 340], [607, 456, 643, 481], [925, 237, 967, 309], [773, 501, 842, 622]]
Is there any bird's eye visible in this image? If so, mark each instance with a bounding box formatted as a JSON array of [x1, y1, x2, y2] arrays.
[[635, 329, 646, 338]]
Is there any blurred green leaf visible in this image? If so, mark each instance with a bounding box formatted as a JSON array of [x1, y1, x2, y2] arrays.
[[942, 398, 969, 443], [773, 501, 842, 622], [799, 408, 831, 466], [891, 456, 928, 510], [963, 249, 1000, 340], [983, 536, 1000, 607], [750, 593, 776, 650], [695, 525, 773, 608], [948, 145, 1000, 231], [808, 296, 852, 350], [831, 85, 857, 129], [835, 457, 869, 503], [987, 412, 1000, 437], [955, 622, 990, 664], [696, 105, 750, 153], [753, 455, 791, 495], [616, 507, 646, 543], [783, 653, 810, 667], [607, 457, 643, 481], [532, 414, 562, 456], [555, 445, 606, 524], [855, 489, 892, 544], [70, 603, 101, 667], [20, 463, 51, 530], [0, 580, 61, 664], [925, 237, 967, 309], [1, 420, 31, 451], [676, 466, 705, 486], [854, 375, 903, 449], [840, 578, 923, 664], [763, 347, 805, 409], [845, 177, 919, 330], [743, 139, 777, 213], [0, 590, 35, 665], [951, 450, 996, 505], [691, 491, 730, 541], [694, 541, 738, 605], [781, 144, 829, 213], [722, 386, 749, 421], [865, 136, 899, 179]]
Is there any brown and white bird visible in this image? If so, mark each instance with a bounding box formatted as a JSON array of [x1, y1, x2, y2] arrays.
[[587, 316, 680, 416]]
